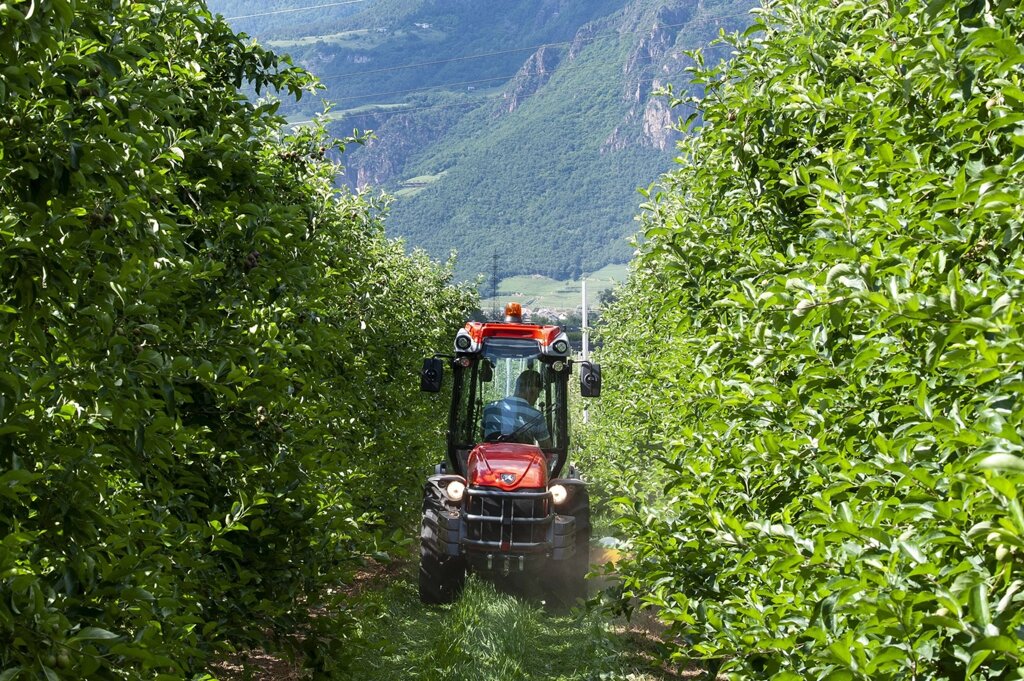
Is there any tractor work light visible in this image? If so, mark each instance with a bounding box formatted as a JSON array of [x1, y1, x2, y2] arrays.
[[455, 334, 472, 350], [552, 339, 569, 354], [549, 484, 568, 505], [445, 480, 466, 502]]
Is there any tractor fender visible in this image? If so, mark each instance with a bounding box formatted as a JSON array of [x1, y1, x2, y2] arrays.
[[422, 476, 466, 556], [548, 477, 588, 506], [547, 478, 587, 488], [426, 473, 467, 493]]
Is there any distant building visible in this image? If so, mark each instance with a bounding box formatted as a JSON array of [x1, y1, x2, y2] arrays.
[[534, 308, 562, 322]]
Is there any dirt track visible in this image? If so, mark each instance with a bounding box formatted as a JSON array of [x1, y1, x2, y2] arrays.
[[210, 545, 698, 680]]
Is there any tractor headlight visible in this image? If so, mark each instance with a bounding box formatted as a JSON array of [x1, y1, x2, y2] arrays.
[[552, 339, 569, 354], [445, 480, 466, 502], [550, 484, 568, 505], [455, 334, 472, 351]]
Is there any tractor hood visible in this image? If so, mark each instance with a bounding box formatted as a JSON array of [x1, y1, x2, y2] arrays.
[[466, 443, 548, 490]]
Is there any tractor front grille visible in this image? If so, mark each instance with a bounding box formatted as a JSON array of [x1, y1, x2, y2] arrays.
[[464, 486, 552, 552]]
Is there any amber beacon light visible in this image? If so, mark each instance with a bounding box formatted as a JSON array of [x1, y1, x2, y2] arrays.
[[504, 302, 523, 323]]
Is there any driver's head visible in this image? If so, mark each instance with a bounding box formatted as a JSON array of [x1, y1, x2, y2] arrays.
[[514, 369, 542, 404]]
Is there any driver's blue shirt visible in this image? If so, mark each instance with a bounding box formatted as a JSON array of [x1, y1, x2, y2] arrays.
[[483, 396, 550, 445]]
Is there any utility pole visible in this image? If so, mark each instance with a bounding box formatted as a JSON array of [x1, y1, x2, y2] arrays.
[[491, 252, 499, 321], [581, 277, 589, 361], [581, 275, 589, 424]]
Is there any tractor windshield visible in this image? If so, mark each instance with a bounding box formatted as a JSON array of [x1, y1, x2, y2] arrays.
[[449, 338, 568, 464]]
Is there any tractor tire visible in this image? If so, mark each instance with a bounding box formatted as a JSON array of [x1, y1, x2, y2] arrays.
[[419, 484, 465, 604], [553, 484, 590, 605]]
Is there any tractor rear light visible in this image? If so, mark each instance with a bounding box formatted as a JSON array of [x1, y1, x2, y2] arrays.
[[445, 480, 466, 502], [549, 484, 568, 505]]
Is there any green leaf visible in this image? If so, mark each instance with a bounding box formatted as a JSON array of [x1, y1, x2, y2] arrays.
[[977, 454, 1024, 471], [898, 540, 928, 564], [71, 627, 120, 641], [966, 649, 991, 677], [878, 143, 894, 164], [970, 584, 992, 627]]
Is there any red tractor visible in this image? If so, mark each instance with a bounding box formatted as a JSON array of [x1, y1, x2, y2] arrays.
[[418, 303, 601, 604]]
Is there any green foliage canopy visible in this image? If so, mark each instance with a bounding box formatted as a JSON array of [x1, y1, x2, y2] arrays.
[[0, 0, 473, 678], [585, 0, 1024, 677]]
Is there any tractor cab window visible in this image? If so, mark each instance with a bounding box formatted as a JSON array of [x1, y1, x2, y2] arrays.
[[449, 338, 568, 456]]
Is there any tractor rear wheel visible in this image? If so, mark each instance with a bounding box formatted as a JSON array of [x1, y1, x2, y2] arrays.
[[419, 484, 465, 604], [553, 483, 590, 604]]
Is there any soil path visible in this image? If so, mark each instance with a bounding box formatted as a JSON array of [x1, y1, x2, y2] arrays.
[[211, 547, 700, 680]]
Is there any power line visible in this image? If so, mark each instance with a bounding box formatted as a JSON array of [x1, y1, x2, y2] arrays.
[[319, 11, 755, 83], [319, 43, 570, 82], [287, 96, 494, 127], [279, 9, 751, 125], [334, 74, 523, 104], [326, 43, 730, 108], [225, 0, 369, 21], [315, 12, 752, 105], [305, 71, 700, 132]]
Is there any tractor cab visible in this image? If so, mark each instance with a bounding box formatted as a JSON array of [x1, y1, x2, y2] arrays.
[[417, 303, 601, 604]]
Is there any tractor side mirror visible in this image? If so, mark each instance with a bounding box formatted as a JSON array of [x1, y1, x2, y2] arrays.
[[420, 358, 443, 393], [579, 361, 601, 397]]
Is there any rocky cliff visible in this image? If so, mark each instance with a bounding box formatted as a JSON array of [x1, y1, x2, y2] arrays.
[[328, 0, 755, 272], [497, 45, 563, 115], [601, 1, 701, 152], [343, 100, 476, 189]]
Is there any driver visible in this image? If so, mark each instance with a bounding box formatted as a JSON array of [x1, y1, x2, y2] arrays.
[[484, 369, 552, 448]]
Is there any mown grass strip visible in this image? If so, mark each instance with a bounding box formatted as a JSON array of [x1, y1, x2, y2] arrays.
[[346, 567, 696, 681]]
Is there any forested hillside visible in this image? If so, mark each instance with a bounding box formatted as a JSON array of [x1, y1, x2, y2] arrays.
[[207, 0, 754, 281], [206, 0, 629, 117], [584, 0, 1024, 677], [354, 0, 753, 280], [0, 1, 473, 678]]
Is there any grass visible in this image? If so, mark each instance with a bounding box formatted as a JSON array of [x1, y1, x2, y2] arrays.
[[210, 541, 705, 680], [347, 568, 692, 681], [286, 103, 411, 128], [267, 26, 447, 50], [480, 263, 631, 314], [267, 29, 384, 50], [394, 173, 447, 198]]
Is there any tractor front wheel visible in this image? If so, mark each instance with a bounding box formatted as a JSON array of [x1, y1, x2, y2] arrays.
[[419, 485, 466, 604]]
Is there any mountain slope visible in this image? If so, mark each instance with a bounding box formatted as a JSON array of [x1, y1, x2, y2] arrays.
[[210, 0, 756, 280], [209, 0, 629, 115], [369, 0, 754, 279], [383, 31, 655, 279]]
